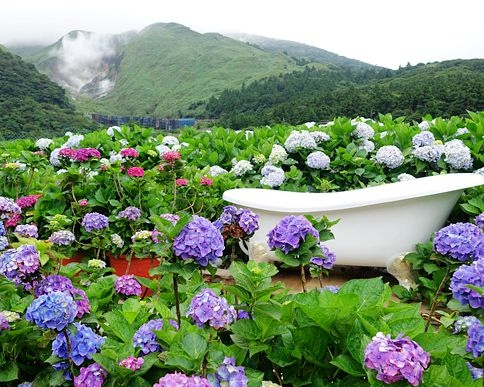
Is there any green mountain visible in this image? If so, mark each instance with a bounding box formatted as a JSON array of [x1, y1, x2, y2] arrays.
[[204, 59, 484, 128], [0, 48, 94, 140], [227, 33, 376, 69], [13, 23, 376, 117]]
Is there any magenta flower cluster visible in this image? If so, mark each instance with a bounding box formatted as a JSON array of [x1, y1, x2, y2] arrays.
[[173, 215, 224, 266], [82, 212, 109, 232], [364, 332, 430, 386], [209, 357, 248, 387], [74, 363, 107, 387], [52, 322, 105, 365], [0, 245, 41, 286], [127, 167, 145, 177], [153, 372, 211, 387], [25, 291, 77, 331], [59, 147, 101, 162], [433, 222, 484, 261], [120, 147, 139, 157], [187, 288, 237, 329], [118, 206, 142, 221], [267, 215, 319, 254], [115, 275, 142, 296], [16, 195, 40, 209]]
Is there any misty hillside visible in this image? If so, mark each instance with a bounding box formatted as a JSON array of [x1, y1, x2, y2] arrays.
[[227, 33, 376, 69], [0, 48, 94, 140]]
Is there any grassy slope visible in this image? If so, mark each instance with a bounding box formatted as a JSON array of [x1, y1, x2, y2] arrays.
[[76, 23, 320, 116]]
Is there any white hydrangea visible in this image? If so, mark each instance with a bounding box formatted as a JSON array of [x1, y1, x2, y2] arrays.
[[306, 151, 330, 169], [413, 144, 444, 163], [252, 154, 266, 164], [156, 144, 171, 156], [375, 145, 404, 169], [0, 311, 20, 322], [109, 151, 125, 164], [230, 160, 253, 177], [106, 126, 121, 136], [474, 167, 484, 177], [171, 144, 182, 152], [456, 127, 470, 136], [50, 148, 62, 167], [35, 138, 53, 150], [56, 169, 68, 175], [397, 173, 416, 182], [284, 130, 317, 153], [358, 139, 375, 153], [181, 142, 189, 148], [304, 122, 316, 128], [86, 170, 98, 179], [262, 382, 281, 387], [268, 144, 288, 165], [63, 134, 84, 148], [260, 166, 285, 188], [352, 122, 375, 139], [208, 165, 228, 177], [245, 130, 254, 139], [418, 121, 430, 131], [119, 139, 129, 147], [99, 158, 110, 166], [132, 230, 152, 241], [412, 131, 435, 148], [444, 139, 473, 170], [310, 131, 330, 143], [162, 135, 180, 146], [65, 131, 73, 137], [88, 259, 107, 268]]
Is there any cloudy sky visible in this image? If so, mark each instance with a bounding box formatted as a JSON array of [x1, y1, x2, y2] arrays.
[[1, 0, 484, 69]]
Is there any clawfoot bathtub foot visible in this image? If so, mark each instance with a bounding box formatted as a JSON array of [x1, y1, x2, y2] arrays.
[[386, 255, 416, 290]]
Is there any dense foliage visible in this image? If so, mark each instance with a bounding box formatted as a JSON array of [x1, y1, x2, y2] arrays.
[[0, 49, 94, 140], [204, 59, 484, 129]]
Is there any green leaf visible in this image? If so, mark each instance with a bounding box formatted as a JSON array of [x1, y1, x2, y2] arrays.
[[330, 353, 366, 377], [121, 298, 142, 325], [0, 362, 18, 382], [181, 333, 208, 360]]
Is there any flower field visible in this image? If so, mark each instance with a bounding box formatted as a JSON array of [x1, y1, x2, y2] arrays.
[[2, 111, 484, 386]]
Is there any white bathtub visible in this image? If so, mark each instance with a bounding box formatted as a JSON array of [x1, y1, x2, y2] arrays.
[[222, 173, 484, 286]]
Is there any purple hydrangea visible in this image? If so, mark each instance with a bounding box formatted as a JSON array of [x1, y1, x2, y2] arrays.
[[323, 285, 339, 293], [48, 230, 75, 246], [218, 206, 239, 224], [74, 363, 107, 387], [453, 316, 481, 334], [17, 383, 33, 387], [0, 221, 5, 236], [306, 151, 330, 169], [34, 275, 90, 318], [119, 356, 144, 370], [467, 363, 483, 380], [310, 244, 336, 269], [364, 332, 430, 386], [267, 215, 319, 254], [173, 215, 224, 266], [153, 372, 212, 387], [475, 213, 484, 229], [81, 212, 109, 232], [160, 213, 180, 225], [25, 291, 77, 331], [209, 357, 248, 387], [467, 320, 484, 358], [0, 312, 9, 331], [187, 288, 237, 329], [115, 275, 142, 296], [216, 206, 259, 237], [52, 322, 105, 366], [433, 222, 484, 261], [0, 196, 21, 220], [118, 206, 142, 221], [14, 224, 38, 239], [237, 309, 250, 320], [133, 319, 164, 354], [0, 245, 41, 286], [450, 259, 484, 309]]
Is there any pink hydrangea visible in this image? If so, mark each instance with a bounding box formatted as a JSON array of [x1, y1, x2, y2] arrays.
[[162, 151, 181, 163], [120, 148, 139, 158], [176, 178, 188, 186], [200, 177, 213, 186], [127, 167, 145, 177], [16, 195, 41, 209], [119, 356, 144, 370]]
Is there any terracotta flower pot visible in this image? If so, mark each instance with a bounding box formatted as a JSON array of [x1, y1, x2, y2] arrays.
[[61, 252, 84, 266]]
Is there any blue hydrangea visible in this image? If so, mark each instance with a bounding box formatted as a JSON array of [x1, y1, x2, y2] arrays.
[[0, 312, 9, 331], [310, 131, 330, 143], [450, 258, 484, 308], [133, 319, 164, 354], [0, 236, 8, 251], [323, 285, 339, 293], [81, 212, 109, 232], [267, 215, 319, 254], [52, 322, 105, 365], [412, 131, 435, 147], [306, 151, 330, 169], [453, 316, 480, 334], [375, 145, 404, 169], [187, 288, 237, 329], [433, 222, 484, 261], [475, 213, 484, 229], [25, 291, 77, 331], [467, 363, 483, 380], [209, 357, 248, 387], [173, 215, 224, 266], [467, 320, 484, 358], [0, 221, 5, 236]]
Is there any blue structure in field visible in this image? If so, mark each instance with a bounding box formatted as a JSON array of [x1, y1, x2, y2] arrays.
[[90, 114, 196, 130]]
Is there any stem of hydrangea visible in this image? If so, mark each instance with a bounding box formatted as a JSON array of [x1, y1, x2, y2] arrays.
[[173, 273, 181, 326], [272, 364, 284, 386], [63, 330, 75, 379], [300, 265, 307, 292], [424, 267, 450, 332], [318, 272, 323, 289], [172, 175, 177, 212]]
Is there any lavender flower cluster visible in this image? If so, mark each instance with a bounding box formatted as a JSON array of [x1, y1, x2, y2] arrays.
[[173, 215, 224, 266], [450, 258, 484, 308], [467, 320, 484, 358], [153, 372, 211, 387], [453, 315, 480, 334], [133, 319, 164, 354], [0, 245, 41, 286], [115, 275, 142, 296], [216, 205, 259, 236], [118, 206, 142, 221], [267, 215, 319, 254], [375, 145, 404, 169], [25, 291, 77, 331], [364, 332, 430, 386], [433, 222, 484, 262], [306, 151, 330, 169], [187, 288, 237, 329], [119, 356, 144, 370], [474, 213, 484, 229], [0, 196, 21, 219], [48, 230, 76, 246], [52, 322, 105, 365], [0, 312, 9, 331], [14, 224, 38, 238], [74, 363, 107, 387], [310, 244, 336, 269], [260, 165, 285, 188], [412, 131, 435, 147], [209, 357, 248, 387], [82, 212, 109, 232], [284, 130, 317, 152]]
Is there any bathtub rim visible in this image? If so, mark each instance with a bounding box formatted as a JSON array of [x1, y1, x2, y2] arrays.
[[222, 173, 484, 212]]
